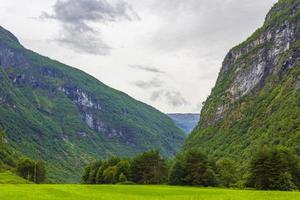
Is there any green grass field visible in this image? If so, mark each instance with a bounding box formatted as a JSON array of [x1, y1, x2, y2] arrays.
[[0, 171, 30, 184], [0, 184, 300, 200]]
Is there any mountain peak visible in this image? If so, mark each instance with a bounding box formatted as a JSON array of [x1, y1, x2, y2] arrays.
[[0, 26, 22, 48]]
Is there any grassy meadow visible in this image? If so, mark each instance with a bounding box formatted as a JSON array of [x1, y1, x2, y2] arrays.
[[0, 184, 300, 200]]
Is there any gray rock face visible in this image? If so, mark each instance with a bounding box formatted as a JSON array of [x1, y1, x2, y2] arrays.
[[0, 44, 29, 68], [227, 21, 296, 99]]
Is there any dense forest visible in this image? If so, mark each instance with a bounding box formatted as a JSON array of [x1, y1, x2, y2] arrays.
[[82, 147, 300, 191]]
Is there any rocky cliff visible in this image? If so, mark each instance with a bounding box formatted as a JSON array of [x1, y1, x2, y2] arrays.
[[0, 26, 185, 182], [184, 0, 300, 163]]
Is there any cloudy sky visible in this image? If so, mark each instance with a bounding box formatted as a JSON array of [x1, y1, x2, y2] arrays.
[[0, 0, 277, 113]]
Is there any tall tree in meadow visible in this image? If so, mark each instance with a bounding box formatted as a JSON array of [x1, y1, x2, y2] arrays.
[[247, 146, 300, 190], [130, 150, 167, 184], [169, 149, 217, 186]]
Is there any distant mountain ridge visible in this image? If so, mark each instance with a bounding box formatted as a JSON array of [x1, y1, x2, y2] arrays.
[[0, 26, 185, 182], [167, 113, 200, 134]]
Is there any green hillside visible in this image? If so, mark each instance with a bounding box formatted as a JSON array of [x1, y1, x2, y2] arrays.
[[184, 0, 300, 166], [0, 26, 185, 182], [0, 171, 30, 184]]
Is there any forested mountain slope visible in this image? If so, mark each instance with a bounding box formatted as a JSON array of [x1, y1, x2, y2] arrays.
[[0, 26, 185, 182], [184, 0, 300, 163]]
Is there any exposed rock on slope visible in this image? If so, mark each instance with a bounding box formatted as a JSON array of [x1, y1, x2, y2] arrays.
[[184, 0, 300, 163], [0, 26, 185, 182]]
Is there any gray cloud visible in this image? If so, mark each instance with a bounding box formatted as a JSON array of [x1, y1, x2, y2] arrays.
[[165, 91, 188, 107], [150, 89, 163, 101], [42, 0, 139, 55], [148, 0, 277, 59], [132, 78, 164, 89], [150, 90, 188, 108], [129, 65, 165, 74]]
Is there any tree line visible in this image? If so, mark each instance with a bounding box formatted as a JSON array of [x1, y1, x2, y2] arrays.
[[16, 157, 46, 184], [83, 146, 300, 191]]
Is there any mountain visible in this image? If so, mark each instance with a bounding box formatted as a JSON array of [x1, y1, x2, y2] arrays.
[[0, 26, 185, 182], [184, 0, 300, 165], [167, 113, 200, 134]]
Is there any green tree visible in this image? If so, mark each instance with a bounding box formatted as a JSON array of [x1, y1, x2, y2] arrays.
[[119, 173, 127, 183], [130, 150, 167, 184], [169, 160, 186, 185], [103, 166, 118, 183], [183, 149, 217, 186], [82, 165, 91, 183], [34, 160, 46, 183], [88, 161, 103, 184], [16, 158, 46, 183], [169, 150, 217, 186], [247, 146, 300, 190], [216, 158, 238, 187], [17, 158, 34, 181], [0, 129, 6, 145]]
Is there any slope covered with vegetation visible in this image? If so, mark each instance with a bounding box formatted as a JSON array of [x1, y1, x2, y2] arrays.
[[0, 26, 185, 182], [184, 0, 300, 168], [0, 171, 30, 184]]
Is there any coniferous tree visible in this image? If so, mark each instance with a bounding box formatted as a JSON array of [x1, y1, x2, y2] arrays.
[[169, 149, 217, 187], [130, 150, 167, 184], [247, 146, 300, 190], [169, 160, 186, 185]]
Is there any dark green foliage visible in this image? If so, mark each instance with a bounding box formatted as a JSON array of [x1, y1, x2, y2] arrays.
[[118, 173, 127, 183], [16, 157, 46, 183], [83, 150, 167, 184], [216, 158, 238, 187], [246, 146, 300, 191], [0, 26, 185, 182], [0, 129, 5, 145], [169, 150, 217, 187], [83, 158, 131, 184], [168, 160, 186, 185], [129, 150, 167, 184], [0, 129, 19, 172]]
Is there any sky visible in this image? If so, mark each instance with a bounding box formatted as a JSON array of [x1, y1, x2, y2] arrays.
[[0, 0, 277, 113]]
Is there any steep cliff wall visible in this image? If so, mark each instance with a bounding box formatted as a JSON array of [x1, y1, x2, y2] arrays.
[[184, 0, 300, 163]]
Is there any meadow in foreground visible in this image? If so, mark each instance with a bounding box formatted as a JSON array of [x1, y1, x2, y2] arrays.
[[0, 185, 300, 200]]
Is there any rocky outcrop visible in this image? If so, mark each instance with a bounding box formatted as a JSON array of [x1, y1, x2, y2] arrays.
[[224, 20, 297, 100], [184, 0, 300, 165]]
